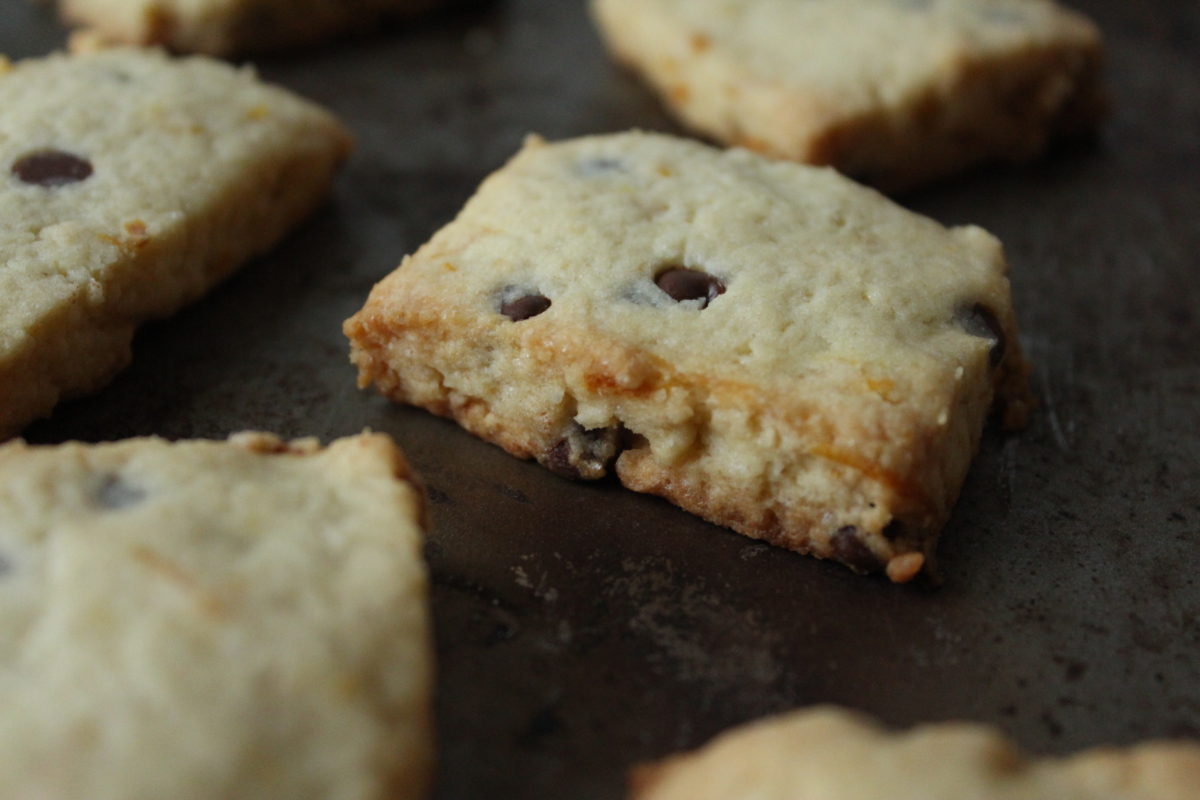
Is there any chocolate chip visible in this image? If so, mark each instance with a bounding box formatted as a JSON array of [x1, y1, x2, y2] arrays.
[[0, 553, 11, 578], [577, 156, 625, 176], [542, 422, 623, 480], [96, 474, 146, 509], [545, 439, 578, 479], [831, 526, 883, 573], [501, 293, 551, 322], [957, 304, 1007, 368], [655, 267, 725, 308], [12, 150, 93, 187]]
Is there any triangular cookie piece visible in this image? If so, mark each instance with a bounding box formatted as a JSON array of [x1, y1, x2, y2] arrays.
[[0, 432, 432, 799]]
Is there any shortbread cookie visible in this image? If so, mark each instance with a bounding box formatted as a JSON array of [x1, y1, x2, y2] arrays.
[[345, 131, 1031, 582], [59, 0, 444, 55], [591, 0, 1105, 191], [0, 432, 432, 800], [0, 49, 352, 439], [630, 707, 1200, 800]]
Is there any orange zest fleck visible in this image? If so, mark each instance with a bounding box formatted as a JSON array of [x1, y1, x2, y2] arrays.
[[810, 443, 929, 512]]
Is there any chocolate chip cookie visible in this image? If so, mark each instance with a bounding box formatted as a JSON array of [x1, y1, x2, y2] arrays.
[[0, 48, 351, 439], [58, 0, 446, 55], [631, 707, 1200, 800], [591, 0, 1106, 191], [345, 131, 1031, 581], [0, 432, 433, 799]]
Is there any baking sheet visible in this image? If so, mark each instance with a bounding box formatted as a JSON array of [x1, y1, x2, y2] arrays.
[[3, 1, 1198, 798]]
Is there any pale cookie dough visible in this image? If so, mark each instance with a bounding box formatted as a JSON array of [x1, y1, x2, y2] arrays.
[[630, 707, 1200, 800], [0, 48, 352, 439], [58, 0, 446, 55], [345, 131, 1032, 582], [591, 0, 1106, 191], [0, 431, 433, 800]]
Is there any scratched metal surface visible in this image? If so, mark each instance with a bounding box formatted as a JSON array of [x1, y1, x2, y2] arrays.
[[3, 1, 1198, 798]]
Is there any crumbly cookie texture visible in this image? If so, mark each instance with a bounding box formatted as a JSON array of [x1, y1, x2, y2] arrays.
[[0, 48, 351, 439], [630, 707, 1200, 800], [58, 0, 445, 55], [345, 131, 1031, 582], [0, 432, 433, 800], [591, 0, 1105, 191]]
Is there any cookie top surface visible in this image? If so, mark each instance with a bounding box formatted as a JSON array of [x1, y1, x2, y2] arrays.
[[633, 707, 1200, 800], [0, 432, 431, 799], [0, 48, 350, 354], [368, 131, 1016, 419], [602, 0, 1100, 113]]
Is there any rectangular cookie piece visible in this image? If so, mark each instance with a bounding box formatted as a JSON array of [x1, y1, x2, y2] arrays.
[[0, 48, 352, 439], [0, 432, 433, 800], [345, 131, 1032, 582], [630, 706, 1200, 800], [590, 0, 1105, 191], [59, 0, 445, 55]]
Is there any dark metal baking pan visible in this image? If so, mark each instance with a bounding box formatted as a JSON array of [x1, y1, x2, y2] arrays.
[[3, 1, 1197, 798]]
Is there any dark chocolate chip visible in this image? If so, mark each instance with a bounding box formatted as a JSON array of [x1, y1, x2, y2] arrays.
[[545, 438, 579, 479], [12, 150, 94, 187], [577, 156, 625, 175], [96, 474, 146, 510], [654, 267, 726, 308], [957, 303, 1007, 368], [542, 422, 624, 480], [501, 293, 551, 322], [0, 553, 11, 578], [831, 526, 884, 573]]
